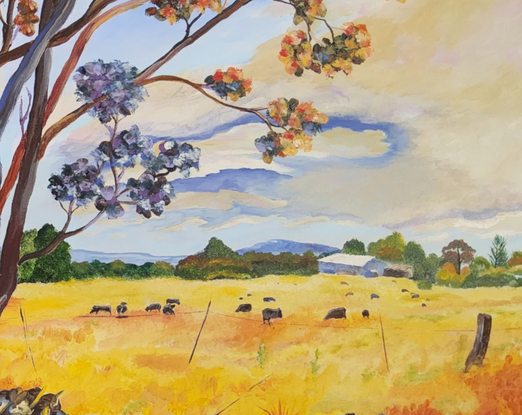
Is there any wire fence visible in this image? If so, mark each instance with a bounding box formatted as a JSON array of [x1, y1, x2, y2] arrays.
[[2, 306, 522, 334]]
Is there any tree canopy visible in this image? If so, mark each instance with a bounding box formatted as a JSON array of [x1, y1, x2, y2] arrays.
[[342, 238, 366, 255], [441, 239, 475, 275]]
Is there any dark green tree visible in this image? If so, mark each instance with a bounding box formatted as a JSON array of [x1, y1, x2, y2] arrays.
[[403, 241, 426, 280], [30, 224, 72, 283], [342, 239, 366, 255], [18, 229, 37, 282], [202, 237, 239, 259], [422, 254, 441, 282], [489, 235, 508, 268]]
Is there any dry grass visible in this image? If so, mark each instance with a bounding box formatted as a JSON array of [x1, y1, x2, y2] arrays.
[[1, 274, 522, 415]]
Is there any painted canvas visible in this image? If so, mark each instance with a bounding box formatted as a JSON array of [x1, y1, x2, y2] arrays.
[[0, 0, 521, 414]]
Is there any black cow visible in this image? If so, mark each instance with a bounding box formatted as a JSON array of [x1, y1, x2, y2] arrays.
[[263, 297, 276, 302], [145, 303, 162, 312], [166, 298, 180, 305], [411, 294, 420, 299], [90, 305, 111, 315], [362, 309, 370, 319], [116, 302, 128, 315], [262, 308, 282, 324], [235, 304, 252, 313], [324, 307, 346, 320], [239, 297, 244, 300], [401, 288, 409, 293], [163, 304, 175, 315], [247, 293, 252, 297], [422, 303, 427, 307], [371, 293, 380, 299]]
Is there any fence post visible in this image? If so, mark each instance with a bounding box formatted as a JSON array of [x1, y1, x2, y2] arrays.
[[464, 313, 492, 373]]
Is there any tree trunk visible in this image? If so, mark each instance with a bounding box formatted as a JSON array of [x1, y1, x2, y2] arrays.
[[464, 313, 492, 373], [0, 0, 58, 317]]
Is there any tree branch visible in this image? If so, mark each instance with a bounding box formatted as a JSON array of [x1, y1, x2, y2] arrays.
[[142, 75, 275, 130], [18, 210, 105, 265], [135, 0, 254, 82], [0, 0, 118, 67], [1, 0, 16, 54]]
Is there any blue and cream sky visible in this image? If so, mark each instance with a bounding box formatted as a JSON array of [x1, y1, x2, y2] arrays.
[[1, 0, 522, 257]]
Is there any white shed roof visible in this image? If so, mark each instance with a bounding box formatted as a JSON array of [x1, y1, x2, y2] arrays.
[[318, 254, 378, 266]]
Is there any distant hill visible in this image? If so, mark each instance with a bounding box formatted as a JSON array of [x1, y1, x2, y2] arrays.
[[236, 239, 341, 256], [71, 239, 340, 265], [70, 250, 186, 266]]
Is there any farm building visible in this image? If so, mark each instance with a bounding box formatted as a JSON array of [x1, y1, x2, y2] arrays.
[[383, 264, 414, 279], [318, 254, 388, 277]]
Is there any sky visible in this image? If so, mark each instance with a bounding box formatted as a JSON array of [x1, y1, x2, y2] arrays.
[[1, 0, 522, 258]]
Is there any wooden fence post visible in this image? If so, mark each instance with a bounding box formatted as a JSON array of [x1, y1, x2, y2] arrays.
[[464, 313, 492, 373]]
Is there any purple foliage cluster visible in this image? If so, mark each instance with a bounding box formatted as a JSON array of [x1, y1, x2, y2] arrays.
[[91, 125, 153, 168], [141, 140, 201, 178], [74, 60, 148, 124], [127, 174, 175, 219], [48, 158, 104, 207]]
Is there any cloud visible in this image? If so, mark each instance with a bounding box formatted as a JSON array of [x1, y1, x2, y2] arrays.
[[207, 214, 277, 231], [156, 217, 208, 232]]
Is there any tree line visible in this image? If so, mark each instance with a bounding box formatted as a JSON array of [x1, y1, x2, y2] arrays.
[[341, 232, 522, 289]]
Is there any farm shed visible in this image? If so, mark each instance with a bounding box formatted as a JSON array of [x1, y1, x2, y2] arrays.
[[318, 254, 388, 277], [383, 264, 414, 279]]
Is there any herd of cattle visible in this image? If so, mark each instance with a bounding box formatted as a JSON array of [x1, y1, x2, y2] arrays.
[[89, 298, 181, 317], [88, 281, 428, 324]]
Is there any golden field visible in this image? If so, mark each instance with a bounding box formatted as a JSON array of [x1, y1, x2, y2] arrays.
[[1, 274, 522, 415]]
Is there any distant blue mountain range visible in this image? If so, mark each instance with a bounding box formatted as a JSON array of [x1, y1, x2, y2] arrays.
[[236, 239, 341, 256], [71, 240, 341, 265], [70, 250, 186, 266]]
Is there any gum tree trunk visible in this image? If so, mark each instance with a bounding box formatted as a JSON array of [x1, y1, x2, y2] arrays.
[[0, 0, 74, 317]]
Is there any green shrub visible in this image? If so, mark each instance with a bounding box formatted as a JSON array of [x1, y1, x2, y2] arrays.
[[417, 280, 432, 290]]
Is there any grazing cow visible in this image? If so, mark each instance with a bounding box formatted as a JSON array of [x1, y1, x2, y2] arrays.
[[262, 308, 282, 324], [411, 294, 420, 299], [341, 281, 349, 286], [90, 305, 111, 315], [263, 297, 276, 302], [163, 304, 175, 315], [346, 292, 354, 296], [235, 304, 252, 313], [371, 293, 380, 299], [239, 297, 243, 300], [247, 293, 252, 297], [324, 307, 346, 320], [145, 303, 162, 313], [362, 309, 370, 319], [401, 288, 409, 293], [422, 303, 427, 307], [116, 302, 128, 316], [166, 298, 180, 305]]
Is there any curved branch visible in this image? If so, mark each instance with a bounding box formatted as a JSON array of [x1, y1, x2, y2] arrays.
[[18, 210, 105, 265], [136, 0, 254, 82], [0, 0, 118, 67], [0, 135, 25, 213], [37, 99, 100, 159], [142, 75, 274, 130]]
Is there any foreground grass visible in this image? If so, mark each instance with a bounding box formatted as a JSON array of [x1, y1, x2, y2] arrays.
[[1, 274, 522, 415]]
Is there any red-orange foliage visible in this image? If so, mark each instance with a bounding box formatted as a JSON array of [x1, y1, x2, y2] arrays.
[[465, 356, 522, 415], [384, 400, 445, 415]]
